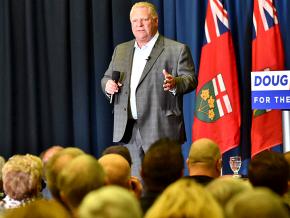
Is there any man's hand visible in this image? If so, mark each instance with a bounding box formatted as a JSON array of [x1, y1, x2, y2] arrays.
[[162, 69, 176, 91], [105, 79, 122, 95]]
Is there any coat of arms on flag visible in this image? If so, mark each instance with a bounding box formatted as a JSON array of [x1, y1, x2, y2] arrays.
[[196, 73, 232, 122], [192, 0, 241, 153]]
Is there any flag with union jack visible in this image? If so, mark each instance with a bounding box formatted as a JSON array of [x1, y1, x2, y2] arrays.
[[192, 0, 241, 153], [251, 0, 284, 156]]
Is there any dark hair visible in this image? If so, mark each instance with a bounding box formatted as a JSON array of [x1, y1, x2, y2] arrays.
[[248, 150, 288, 195], [102, 145, 132, 167], [142, 138, 184, 191]]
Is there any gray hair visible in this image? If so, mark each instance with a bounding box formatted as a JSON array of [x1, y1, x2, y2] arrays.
[[225, 188, 289, 218], [130, 2, 158, 19]]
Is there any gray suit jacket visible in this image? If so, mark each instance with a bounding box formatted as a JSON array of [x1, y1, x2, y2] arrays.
[[101, 35, 197, 151]]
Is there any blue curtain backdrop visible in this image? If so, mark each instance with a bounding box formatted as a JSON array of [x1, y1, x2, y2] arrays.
[[0, 0, 289, 174]]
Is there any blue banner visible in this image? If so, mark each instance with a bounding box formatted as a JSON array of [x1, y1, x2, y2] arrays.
[[252, 90, 290, 109], [251, 71, 290, 109]]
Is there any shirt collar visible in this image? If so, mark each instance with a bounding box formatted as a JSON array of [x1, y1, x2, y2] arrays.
[[134, 32, 159, 49]]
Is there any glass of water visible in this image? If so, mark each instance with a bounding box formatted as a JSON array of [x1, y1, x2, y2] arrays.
[[229, 156, 242, 177]]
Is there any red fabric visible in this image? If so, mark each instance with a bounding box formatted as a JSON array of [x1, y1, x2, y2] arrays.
[[251, 0, 284, 157], [192, 1, 241, 154]]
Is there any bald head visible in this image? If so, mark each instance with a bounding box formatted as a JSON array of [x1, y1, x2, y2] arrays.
[[187, 138, 221, 177], [99, 154, 131, 188], [42, 145, 64, 164]]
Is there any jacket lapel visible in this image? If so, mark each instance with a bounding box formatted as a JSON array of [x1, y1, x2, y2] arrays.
[[137, 35, 164, 86], [122, 40, 135, 85]]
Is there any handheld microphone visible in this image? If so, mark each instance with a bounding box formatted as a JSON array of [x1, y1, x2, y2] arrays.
[[110, 71, 121, 104]]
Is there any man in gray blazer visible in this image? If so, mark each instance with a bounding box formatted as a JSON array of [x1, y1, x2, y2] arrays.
[[101, 2, 197, 178]]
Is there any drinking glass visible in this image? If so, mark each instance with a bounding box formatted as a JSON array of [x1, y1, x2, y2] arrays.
[[229, 156, 242, 177]]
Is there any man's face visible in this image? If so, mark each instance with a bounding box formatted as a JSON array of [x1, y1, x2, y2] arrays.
[[130, 7, 158, 46]]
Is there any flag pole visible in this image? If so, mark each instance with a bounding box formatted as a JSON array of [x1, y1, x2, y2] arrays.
[[283, 111, 290, 152]]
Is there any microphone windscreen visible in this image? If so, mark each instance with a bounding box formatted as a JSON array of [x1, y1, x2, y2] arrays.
[[112, 71, 120, 82]]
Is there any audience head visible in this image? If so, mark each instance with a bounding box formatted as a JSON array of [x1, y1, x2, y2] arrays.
[[102, 145, 132, 167], [57, 154, 105, 212], [206, 177, 252, 208], [225, 188, 289, 218], [79, 186, 142, 218], [141, 138, 184, 192], [284, 151, 290, 180], [45, 147, 84, 201], [2, 154, 43, 201], [99, 153, 143, 199], [2, 199, 71, 218], [41, 145, 64, 165], [0, 156, 5, 193], [98, 154, 131, 188], [248, 150, 288, 195], [145, 178, 223, 218], [187, 138, 221, 178]]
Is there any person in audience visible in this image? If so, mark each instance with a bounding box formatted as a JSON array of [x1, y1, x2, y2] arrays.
[[57, 154, 106, 217], [0, 154, 43, 209], [283, 151, 290, 207], [40, 145, 64, 199], [0, 156, 6, 199], [225, 188, 289, 218], [102, 145, 132, 167], [248, 150, 288, 196], [284, 151, 290, 165], [1, 199, 71, 218], [98, 154, 142, 198], [145, 178, 224, 218], [99, 154, 131, 187], [206, 176, 252, 208], [78, 186, 142, 218], [45, 147, 84, 202], [41, 145, 64, 165], [140, 138, 184, 213], [186, 138, 221, 185]]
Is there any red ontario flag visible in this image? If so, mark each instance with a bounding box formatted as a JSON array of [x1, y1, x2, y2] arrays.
[[251, 0, 284, 156], [192, 0, 241, 153]]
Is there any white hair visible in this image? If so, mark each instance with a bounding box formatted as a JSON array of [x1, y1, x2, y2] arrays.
[[130, 2, 158, 19]]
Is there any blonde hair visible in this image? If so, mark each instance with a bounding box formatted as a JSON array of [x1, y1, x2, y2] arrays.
[[130, 2, 158, 19], [57, 154, 105, 208], [2, 154, 43, 200], [145, 178, 224, 218], [45, 147, 84, 200], [0, 156, 5, 180], [79, 186, 142, 218]]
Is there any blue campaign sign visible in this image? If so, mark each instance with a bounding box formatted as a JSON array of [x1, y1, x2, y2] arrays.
[[251, 71, 290, 109]]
